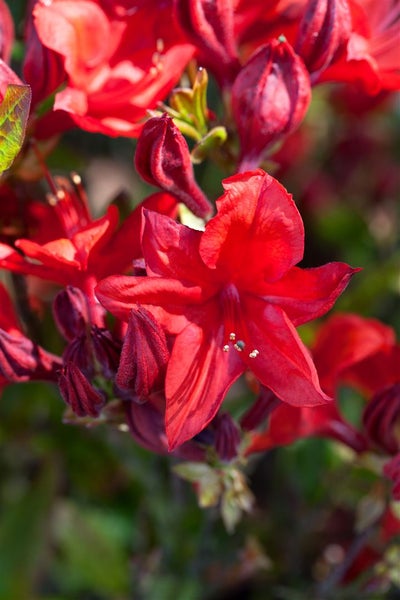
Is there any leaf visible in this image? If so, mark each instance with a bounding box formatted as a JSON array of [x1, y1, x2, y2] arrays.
[[0, 83, 31, 174]]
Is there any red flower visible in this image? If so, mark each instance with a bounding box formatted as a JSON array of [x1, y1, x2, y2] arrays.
[[318, 0, 400, 93], [246, 314, 398, 455], [96, 169, 356, 449], [0, 176, 177, 294], [32, 0, 195, 136]]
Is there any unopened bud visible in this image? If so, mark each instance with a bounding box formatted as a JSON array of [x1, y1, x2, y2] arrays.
[[116, 307, 170, 401], [53, 286, 88, 341], [59, 361, 105, 417], [134, 114, 212, 218], [173, 0, 240, 86], [295, 0, 352, 78], [232, 38, 311, 172]]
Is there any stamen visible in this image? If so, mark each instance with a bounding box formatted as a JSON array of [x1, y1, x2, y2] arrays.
[[249, 349, 259, 359], [223, 345, 229, 352], [229, 332, 236, 341], [234, 340, 246, 352]]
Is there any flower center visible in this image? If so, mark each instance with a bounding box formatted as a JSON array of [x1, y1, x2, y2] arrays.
[[220, 284, 259, 359]]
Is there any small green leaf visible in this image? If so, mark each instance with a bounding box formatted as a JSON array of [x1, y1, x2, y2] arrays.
[[0, 84, 31, 174]]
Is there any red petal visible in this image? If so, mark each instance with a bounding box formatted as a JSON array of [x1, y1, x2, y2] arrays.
[[142, 209, 216, 287], [165, 316, 244, 449], [95, 274, 207, 332], [260, 263, 359, 326], [312, 313, 396, 395], [200, 170, 304, 284], [242, 300, 331, 407]]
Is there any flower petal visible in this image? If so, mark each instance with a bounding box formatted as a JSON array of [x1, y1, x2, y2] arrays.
[[260, 263, 359, 326], [242, 300, 331, 406], [96, 274, 207, 332], [142, 209, 216, 286], [199, 170, 304, 284], [165, 315, 244, 450]]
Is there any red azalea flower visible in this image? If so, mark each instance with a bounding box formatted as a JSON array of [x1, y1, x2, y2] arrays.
[[0, 177, 177, 295], [246, 314, 399, 456], [318, 0, 400, 93], [32, 0, 195, 136], [96, 169, 356, 449]]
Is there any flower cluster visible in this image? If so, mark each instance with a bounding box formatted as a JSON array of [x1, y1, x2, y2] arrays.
[[0, 0, 399, 590]]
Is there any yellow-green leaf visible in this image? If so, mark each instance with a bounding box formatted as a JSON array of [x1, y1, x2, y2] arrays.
[[0, 83, 31, 174]]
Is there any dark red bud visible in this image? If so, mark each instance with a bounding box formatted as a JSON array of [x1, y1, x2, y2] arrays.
[[213, 413, 241, 461], [63, 335, 92, 377], [0, 329, 61, 382], [173, 0, 240, 86], [134, 114, 212, 218], [116, 307, 170, 401], [232, 38, 311, 172], [59, 361, 105, 417], [295, 0, 352, 77], [53, 286, 88, 341], [363, 383, 400, 455], [240, 387, 282, 431], [91, 326, 122, 378]]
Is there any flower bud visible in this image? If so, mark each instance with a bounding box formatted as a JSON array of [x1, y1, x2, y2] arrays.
[[134, 114, 212, 218], [53, 286, 88, 341], [240, 386, 282, 431], [173, 0, 241, 86], [232, 38, 311, 172], [116, 307, 170, 401], [91, 325, 121, 378], [59, 361, 105, 417], [0, 328, 61, 382], [213, 413, 241, 461], [363, 383, 400, 455], [295, 0, 352, 78]]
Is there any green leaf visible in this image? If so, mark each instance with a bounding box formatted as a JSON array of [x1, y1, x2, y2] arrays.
[[0, 84, 31, 174]]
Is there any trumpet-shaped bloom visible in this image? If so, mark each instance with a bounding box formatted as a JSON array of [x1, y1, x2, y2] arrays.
[[96, 170, 356, 449]]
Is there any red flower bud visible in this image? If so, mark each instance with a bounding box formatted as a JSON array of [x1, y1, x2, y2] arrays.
[[173, 0, 241, 86], [91, 326, 121, 378], [295, 0, 352, 78], [363, 383, 400, 455], [59, 361, 105, 417], [240, 387, 282, 432], [213, 413, 241, 461], [232, 38, 311, 172], [116, 307, 170, 401], [134, 114, 212, 218], [53, 286, 88, 341], [0, 329, 61, 382]]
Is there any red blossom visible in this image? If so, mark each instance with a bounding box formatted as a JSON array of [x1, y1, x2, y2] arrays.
[[32, 0, 195, 136], [96, 169, 356, 449], [246, 314, 400, 459], [319, 0, 400, 93]]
